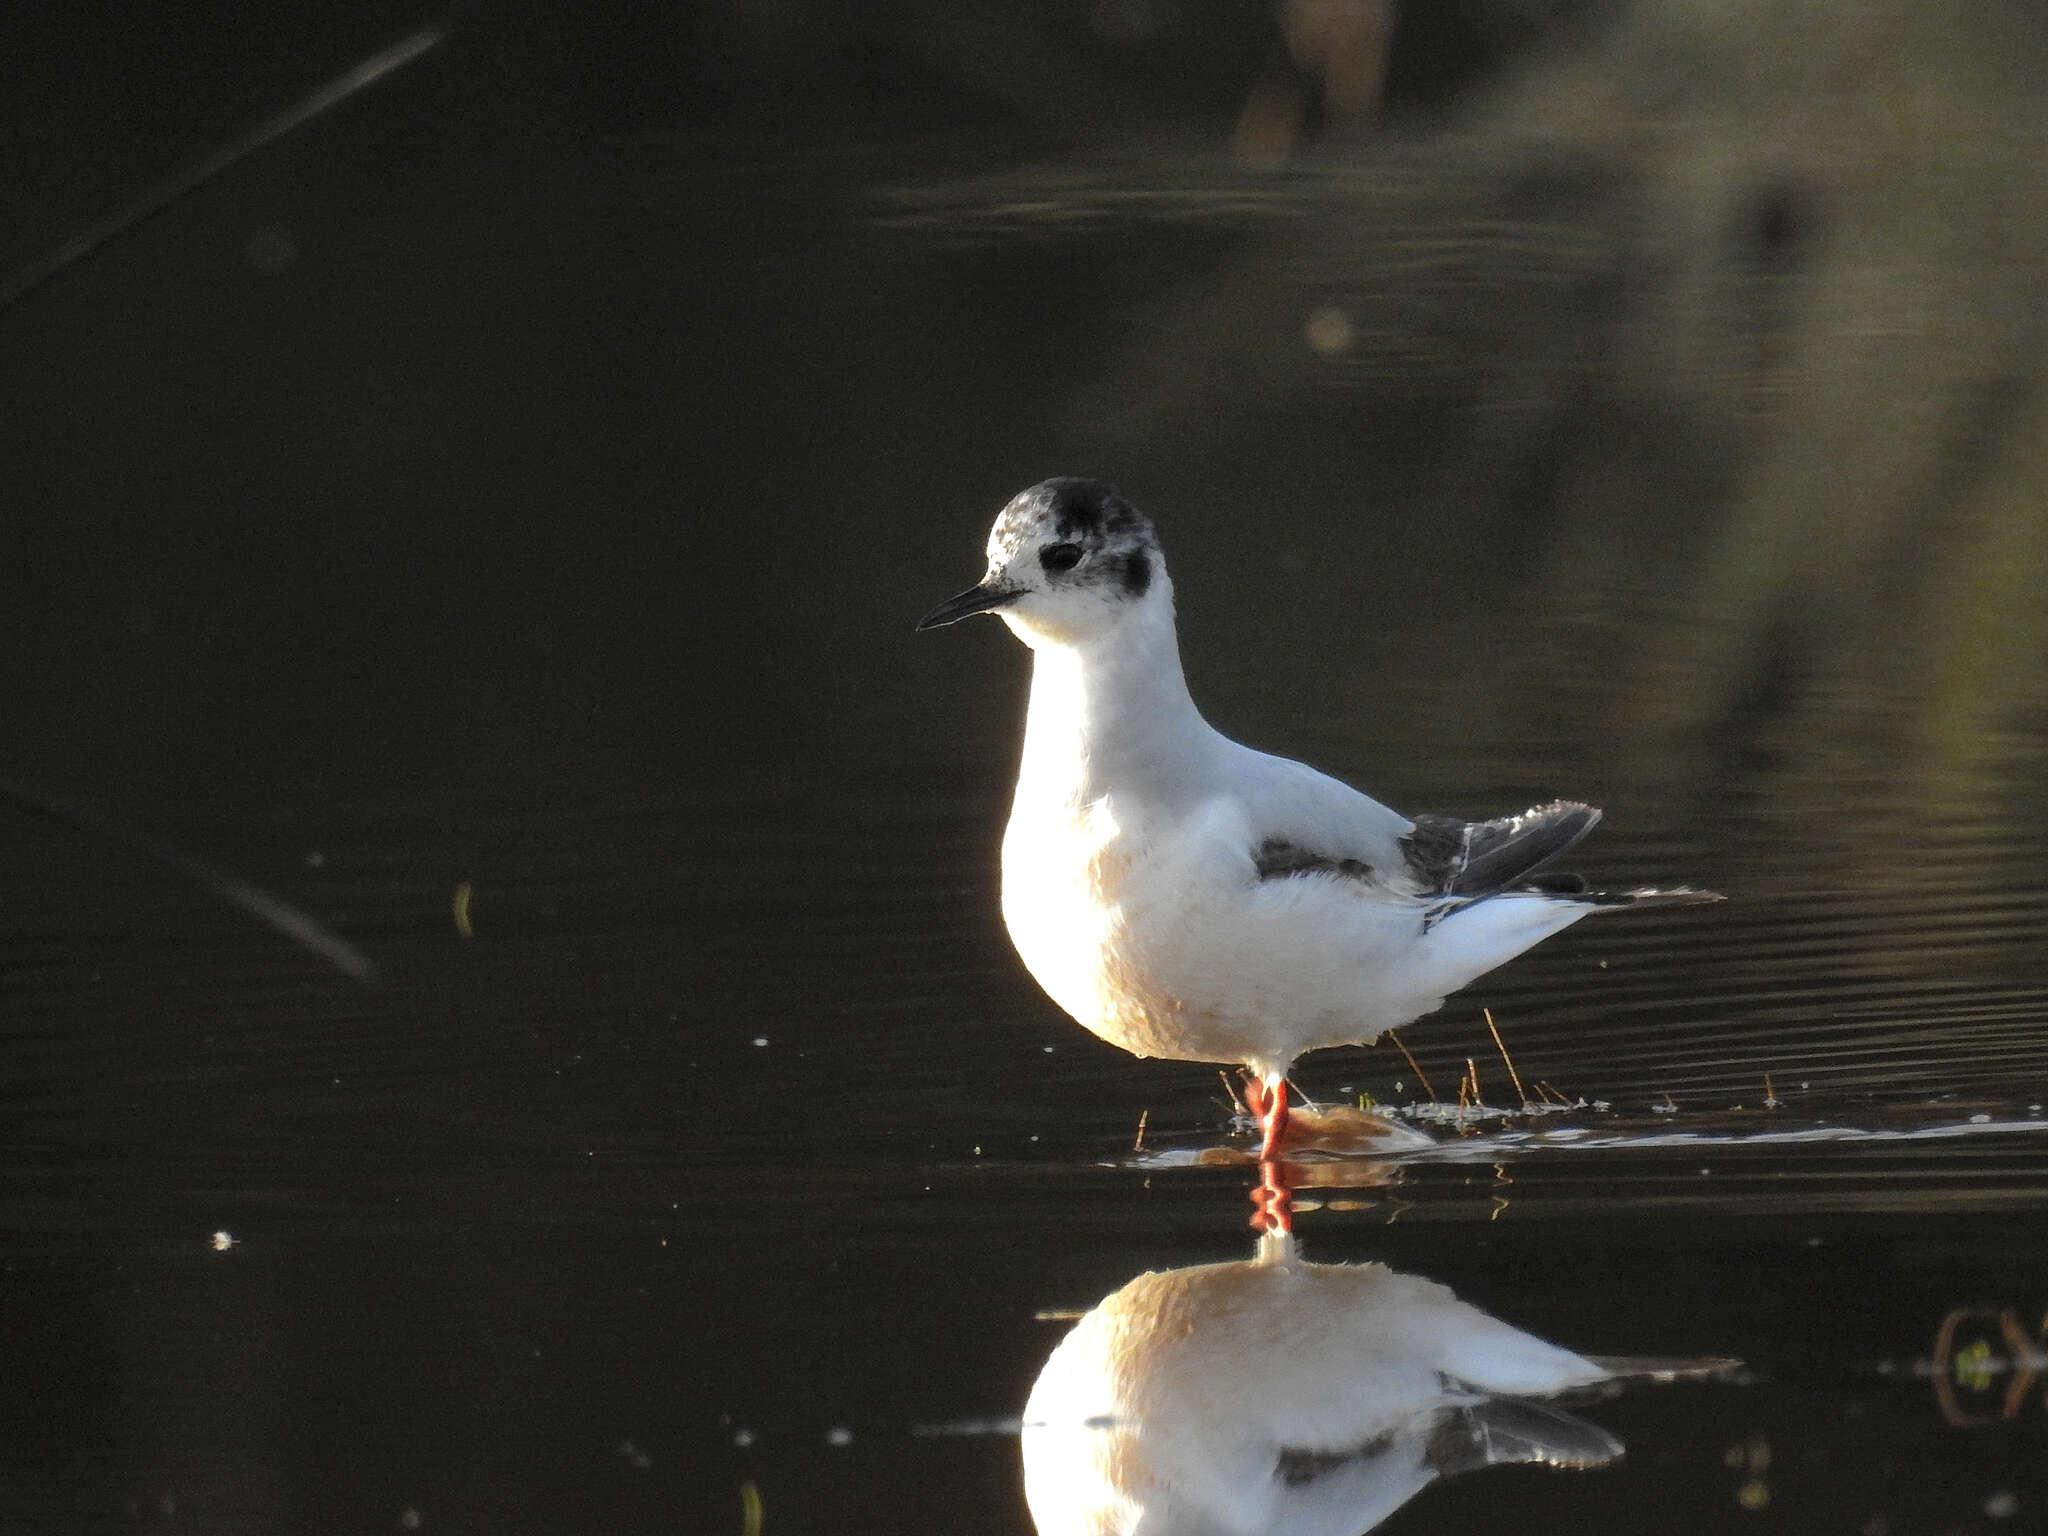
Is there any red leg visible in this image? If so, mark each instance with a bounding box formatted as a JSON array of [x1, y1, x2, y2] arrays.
[[1241, 1073, 1296, 1232], [1241, 1072, 1267, 1123], [1256, 1074, 1289, 1162]]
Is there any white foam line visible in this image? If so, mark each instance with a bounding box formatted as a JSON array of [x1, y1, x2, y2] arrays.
[[1408, 1115, 2048, 1161], [1120, 1114, 2048, 1170]]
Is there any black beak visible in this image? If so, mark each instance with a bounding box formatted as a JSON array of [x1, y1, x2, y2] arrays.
[[916, 582, 1019, 631]]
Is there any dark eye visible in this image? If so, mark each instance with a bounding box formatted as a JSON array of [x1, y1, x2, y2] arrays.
[[1040, 543, 1083, 573]]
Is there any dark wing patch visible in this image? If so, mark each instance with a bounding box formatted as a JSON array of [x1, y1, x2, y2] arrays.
[[1402, 800, 1601, 899], [1276, 1432, 1397, 1487], [1254, 838, 1373, 884]]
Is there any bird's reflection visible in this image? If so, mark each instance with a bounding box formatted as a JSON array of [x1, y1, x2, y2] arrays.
[[1022, 1230, 1733, 1535]]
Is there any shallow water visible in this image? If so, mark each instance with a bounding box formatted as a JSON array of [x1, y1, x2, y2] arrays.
[[6, 6, 2048, 1534], [7, 757, 2047, 1532]]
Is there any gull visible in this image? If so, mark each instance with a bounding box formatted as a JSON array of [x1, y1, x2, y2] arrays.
[[1021, 1229, 1736, 1536], [919, 477, 1718, 1162]]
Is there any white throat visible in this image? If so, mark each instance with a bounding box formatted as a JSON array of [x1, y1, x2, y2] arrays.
[[1005, 578, 1215, 807]]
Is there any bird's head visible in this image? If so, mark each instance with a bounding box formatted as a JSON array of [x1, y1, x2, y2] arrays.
[[917, 477, 1167, 649]]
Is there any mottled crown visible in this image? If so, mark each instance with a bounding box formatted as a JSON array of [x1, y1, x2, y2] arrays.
[[988, 478, 1160, 597]]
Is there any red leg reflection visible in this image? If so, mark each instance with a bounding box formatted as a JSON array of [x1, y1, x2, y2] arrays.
[[1249, 1160, 1294, 1233]]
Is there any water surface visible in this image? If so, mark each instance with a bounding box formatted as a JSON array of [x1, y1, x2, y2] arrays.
[[4, 4, 2048, 1532]]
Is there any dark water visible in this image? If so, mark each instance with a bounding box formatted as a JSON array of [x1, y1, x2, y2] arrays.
[[5, 4, 2048, 1533]]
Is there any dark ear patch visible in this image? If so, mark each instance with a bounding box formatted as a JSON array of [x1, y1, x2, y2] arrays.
[[1121, 549, 1151, 596]]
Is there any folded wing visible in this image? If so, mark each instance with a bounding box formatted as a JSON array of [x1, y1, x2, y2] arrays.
[[1401, 800, 1602, 900]]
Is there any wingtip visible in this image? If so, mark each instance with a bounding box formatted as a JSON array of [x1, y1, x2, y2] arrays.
[[1606, 886, 1725, 907], [1516, 798, 1601, 831], [1413, 799, 1607, 899]]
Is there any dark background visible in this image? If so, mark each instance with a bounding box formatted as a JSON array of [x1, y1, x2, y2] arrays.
[[4, 2, 2047, 1532]]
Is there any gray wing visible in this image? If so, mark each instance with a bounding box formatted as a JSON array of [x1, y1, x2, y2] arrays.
[[1262, 1398, 1619, 1536], [1229, 747, 1601, 904], [1228, 747, 1415, 889]]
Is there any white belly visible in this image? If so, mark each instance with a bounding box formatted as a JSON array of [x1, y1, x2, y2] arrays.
[[999, 796, 1165, 1048], [1000, 794, 1355, 1075], [1000, 792, 1591, 1079]]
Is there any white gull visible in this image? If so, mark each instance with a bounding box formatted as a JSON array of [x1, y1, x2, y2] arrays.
[[920, 478, 1717, 1161]]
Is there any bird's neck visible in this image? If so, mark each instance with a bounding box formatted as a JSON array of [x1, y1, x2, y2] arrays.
[[1015, 597, 1211, 805]]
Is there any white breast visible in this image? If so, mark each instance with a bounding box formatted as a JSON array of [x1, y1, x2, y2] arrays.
[[1000, 789, 1340, 1073], [1000, 792, 1131, 1031]]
